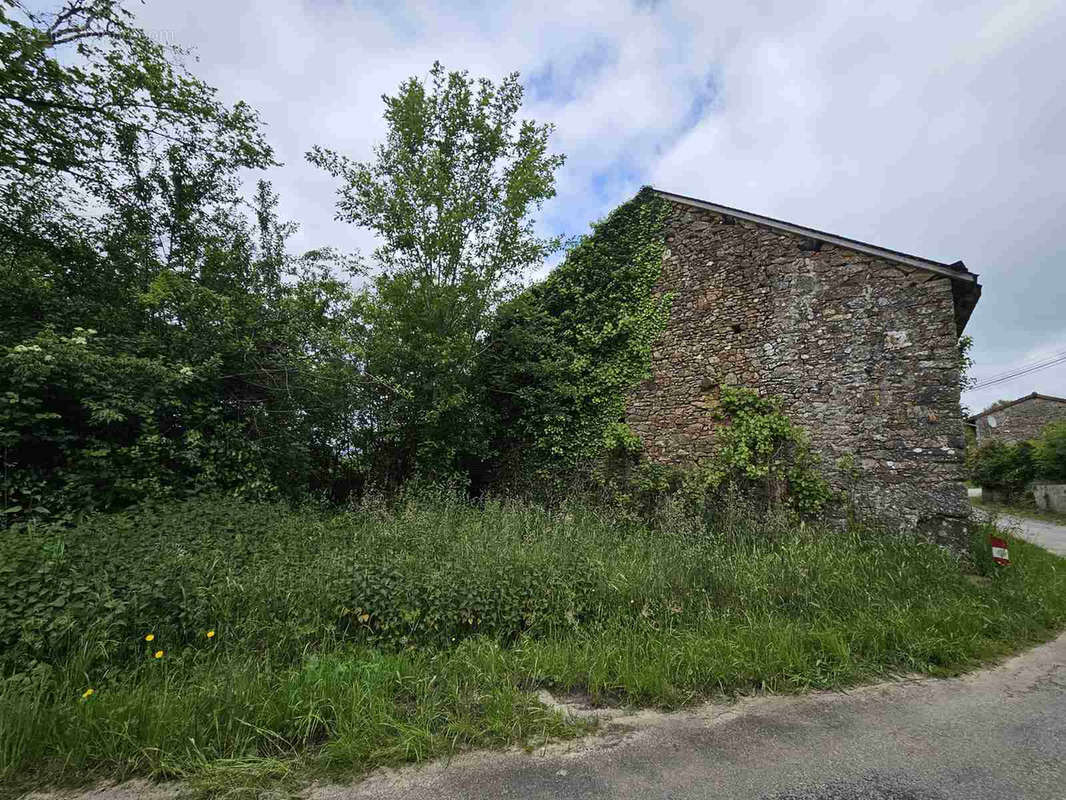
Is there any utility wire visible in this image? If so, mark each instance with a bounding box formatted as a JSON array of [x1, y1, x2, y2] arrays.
[[970, 351, 1066, 391], [973, 349, 1066, 385], [972, 358, 1066, 391], [973, 355, 1066, 390]]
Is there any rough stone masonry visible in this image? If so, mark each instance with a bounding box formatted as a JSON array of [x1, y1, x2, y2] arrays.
[[970, 393, 1066, 445], [625, 190, 983, 548]]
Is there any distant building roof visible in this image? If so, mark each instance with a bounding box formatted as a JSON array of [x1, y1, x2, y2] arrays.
[[968, 392, 1066, 422], [653, 188, 982, 333]]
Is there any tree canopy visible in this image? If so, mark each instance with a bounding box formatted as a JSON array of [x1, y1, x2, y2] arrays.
[[308, 62, 566, 484], [0, 5, 576, 518], [1, 1, 363, 520], [1, 2, 829, 524]]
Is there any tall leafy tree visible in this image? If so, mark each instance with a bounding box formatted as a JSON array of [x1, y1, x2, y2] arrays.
[[0, 0, 271, 224], [308, 62, 565, 484], [0, 0, 276, 343], [0, 2, 365, 518]]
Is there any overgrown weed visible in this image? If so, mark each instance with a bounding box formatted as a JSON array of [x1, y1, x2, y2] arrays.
[[1, 495, 1063, 795]]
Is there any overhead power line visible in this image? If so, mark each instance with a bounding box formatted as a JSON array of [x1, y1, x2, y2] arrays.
[[970, 350, 1066, 391], [974, 349, 1066, 385], [972, 356, 1066, 391]]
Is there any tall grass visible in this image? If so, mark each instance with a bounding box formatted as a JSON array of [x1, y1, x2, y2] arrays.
[[2, 494, 1064, 794]]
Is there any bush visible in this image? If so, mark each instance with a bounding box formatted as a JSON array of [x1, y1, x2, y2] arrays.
[[0, 329, 275, 522], [968, 439, 1035, 502], [1033, 421, 1066, 482], [968, 420, 1066, 500]]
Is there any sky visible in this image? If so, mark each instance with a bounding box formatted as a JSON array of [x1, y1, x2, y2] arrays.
[[131, 0, 1066, 414]]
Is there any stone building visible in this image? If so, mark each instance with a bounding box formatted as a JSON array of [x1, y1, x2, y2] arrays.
[[625, 189, 982, 547], [968, 393, 1066, 445]]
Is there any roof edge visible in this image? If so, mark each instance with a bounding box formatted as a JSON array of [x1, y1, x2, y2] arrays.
[[967, 392, 1066, 421], [653, 188, 979, 285]]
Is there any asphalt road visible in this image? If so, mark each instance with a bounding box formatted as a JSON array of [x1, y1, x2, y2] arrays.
[[967, 488, 1066, 556], [987, 511, 1066, 556], [315, 632, 1066, 800]]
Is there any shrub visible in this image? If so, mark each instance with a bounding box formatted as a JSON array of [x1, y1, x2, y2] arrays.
[[0, 329, 275, 523], [968, 439, 1035, 503], [701, 385, 832, 516], [1033, 421, 1066, 482], [968, 420, 1066, 500]]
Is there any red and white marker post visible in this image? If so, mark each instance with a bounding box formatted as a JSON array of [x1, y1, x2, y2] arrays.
[[990, 535, 1010, 566]]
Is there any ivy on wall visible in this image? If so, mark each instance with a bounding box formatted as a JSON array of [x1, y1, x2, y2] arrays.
[[479, 188, 831, 517], [689, 385, 832, 516], [479, 187, 672, 482], [594, 385, 833, 519]]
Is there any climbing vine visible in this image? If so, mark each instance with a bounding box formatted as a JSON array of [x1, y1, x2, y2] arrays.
[[692, 386, 832, 515], [595, 385, 832, 519], [479, 187, 672, 482], [479, 190, 831, 516]]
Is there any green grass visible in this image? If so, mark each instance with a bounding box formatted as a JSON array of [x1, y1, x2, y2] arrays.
[[971, 497, 1066, 526], [2, 494, 1065, 797]]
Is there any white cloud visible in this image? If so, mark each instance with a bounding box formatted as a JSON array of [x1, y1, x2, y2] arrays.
[[133, 0, 1066, 396]]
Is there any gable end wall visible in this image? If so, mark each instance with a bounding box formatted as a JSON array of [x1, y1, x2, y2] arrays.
[[625, 200, 971, 545], [975, 397, 1066, 444]]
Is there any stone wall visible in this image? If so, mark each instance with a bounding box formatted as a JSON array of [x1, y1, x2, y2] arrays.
[[625, 200, 972, 547], [974, 395, 1066, 444], [1033, 483, 1066, 514]]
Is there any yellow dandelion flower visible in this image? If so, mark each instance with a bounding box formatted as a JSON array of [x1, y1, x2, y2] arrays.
[[145, 633, 155, 642], [206, 630, 215, 639], [81, 688, 94, 699], [154, 650, 164, 659], [359, 613, 369, 623]]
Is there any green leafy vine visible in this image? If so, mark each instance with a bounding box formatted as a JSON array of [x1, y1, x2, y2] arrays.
[[479, 187, 672, 481]]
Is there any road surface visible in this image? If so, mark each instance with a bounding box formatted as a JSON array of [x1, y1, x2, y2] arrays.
[[967, 487, 1066, 555], [985, 510, 1066, 556], [313, 632, 1066, 800]]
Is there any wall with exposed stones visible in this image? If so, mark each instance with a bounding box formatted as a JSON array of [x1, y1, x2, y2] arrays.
[[1033, 483, 1066, 514], [973, 395, 1066, 444], [625, 200, 972, 547]]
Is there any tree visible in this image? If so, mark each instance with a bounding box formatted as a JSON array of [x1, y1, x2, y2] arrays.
[[0, 1, 272, 235], [1, 177, 367, 519], [1, 0, 276, 346], [308, 62, 565, 484], [0, 2, 367, 519]]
